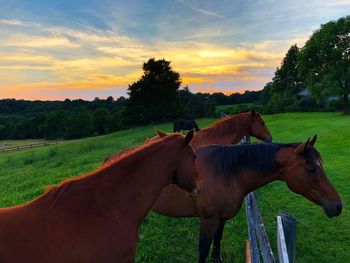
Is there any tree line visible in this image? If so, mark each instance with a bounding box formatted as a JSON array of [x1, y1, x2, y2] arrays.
[[0, 87, 260, 140]]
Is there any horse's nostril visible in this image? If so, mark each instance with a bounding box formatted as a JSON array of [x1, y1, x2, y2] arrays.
[[336, 203, 342, 213]]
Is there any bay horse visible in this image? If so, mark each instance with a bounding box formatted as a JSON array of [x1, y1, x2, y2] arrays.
[[0, 132, 199, 263], [173, 118, 200, 132], [192, 136, 342, 262]]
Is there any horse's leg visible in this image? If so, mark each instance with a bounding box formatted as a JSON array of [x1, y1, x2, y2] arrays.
[[198, 217, 220, 263], [195, 123, 200, 132], [211, 219, 226, 262]]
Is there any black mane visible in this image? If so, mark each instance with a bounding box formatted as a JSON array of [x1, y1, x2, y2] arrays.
[[200, 142, 322, 178]]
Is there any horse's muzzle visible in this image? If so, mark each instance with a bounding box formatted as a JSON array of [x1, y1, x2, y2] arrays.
[[323, 200, 343, 218]]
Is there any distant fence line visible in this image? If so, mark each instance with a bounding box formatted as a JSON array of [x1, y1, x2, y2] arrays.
[[0, 141, 65, 154]]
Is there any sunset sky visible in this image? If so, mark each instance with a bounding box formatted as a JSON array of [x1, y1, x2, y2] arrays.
[[1, 0, 350, 100]]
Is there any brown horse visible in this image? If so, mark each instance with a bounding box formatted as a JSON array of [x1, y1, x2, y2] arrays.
[[0, 132, 198, 263], [189, 110, 272, 148], [103, 110, 271, 169], [192, 136, 342, 262]]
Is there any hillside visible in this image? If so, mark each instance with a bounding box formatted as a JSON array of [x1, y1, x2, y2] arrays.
[[0, 113, 349, 262]]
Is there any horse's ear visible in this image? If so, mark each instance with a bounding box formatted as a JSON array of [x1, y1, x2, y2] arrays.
[[309, 134, 317, 146], [251, 109, 256, 117], [184, 130, 194, 146], [155, 129, 167, 138], [294, 138, 310, 155]]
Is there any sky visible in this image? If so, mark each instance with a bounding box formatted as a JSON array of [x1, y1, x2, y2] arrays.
[[0, 0, 350, 100]]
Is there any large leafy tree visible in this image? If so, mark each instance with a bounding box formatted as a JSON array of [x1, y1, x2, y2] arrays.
[[273, 44, 305, 97], [261, 44, 305, 113], [124, 58, 183, 124], [299, 16, 350, 114]]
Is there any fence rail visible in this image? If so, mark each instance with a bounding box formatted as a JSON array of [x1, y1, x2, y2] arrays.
[[0, 141, 65, 154], [245, 192, 275, 263]]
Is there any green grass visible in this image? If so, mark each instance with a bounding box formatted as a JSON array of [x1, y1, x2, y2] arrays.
[[0, 113, 349, 262]]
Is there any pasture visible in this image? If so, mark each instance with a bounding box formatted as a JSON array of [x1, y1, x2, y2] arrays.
[[0, 112, 349, 262]]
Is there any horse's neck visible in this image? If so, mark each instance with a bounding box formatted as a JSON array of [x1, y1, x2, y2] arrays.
[[238, 170, 279, 197], [192, 115, 249, 148], [98, 145, 177, 223], [45, 144, 176, 225]]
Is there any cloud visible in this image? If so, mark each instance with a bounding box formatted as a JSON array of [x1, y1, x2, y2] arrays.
[[2, 0, 349, 100], [1, 34, 80, 48], [0, 19, 24, 26], [0, 18, 287, 98], [191, 7, 224, 18]]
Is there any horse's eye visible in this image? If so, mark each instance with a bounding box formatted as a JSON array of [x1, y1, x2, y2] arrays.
[[193, 154, 197, 160], [306, 167, 316, 174], [261, 122, 265, 126]]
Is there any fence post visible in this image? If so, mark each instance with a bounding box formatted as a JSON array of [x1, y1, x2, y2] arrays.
[[277, 211, 297, 263], [245, 193, 261, 263], [277, 216, 289, 263]]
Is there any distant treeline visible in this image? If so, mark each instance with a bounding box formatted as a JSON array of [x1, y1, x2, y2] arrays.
[[0, 89, 260, 140]]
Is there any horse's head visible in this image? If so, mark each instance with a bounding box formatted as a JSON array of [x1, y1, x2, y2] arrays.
[[277, 136, 342, 218], [248, 110, 272, 143], [163, 130, 199, 195]]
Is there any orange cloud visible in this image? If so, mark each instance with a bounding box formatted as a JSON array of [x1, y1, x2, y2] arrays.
[[0, 20, 290, 99]]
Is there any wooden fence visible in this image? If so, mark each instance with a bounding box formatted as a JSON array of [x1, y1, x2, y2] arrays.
[[0, 141, 65, 154], [245, 191, 296, 263]]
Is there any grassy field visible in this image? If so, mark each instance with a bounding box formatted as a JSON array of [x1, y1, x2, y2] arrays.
[[0, 113, 349, 262]]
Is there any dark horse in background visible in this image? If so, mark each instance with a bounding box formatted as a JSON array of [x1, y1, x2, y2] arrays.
[[173, 118, 200, 132]]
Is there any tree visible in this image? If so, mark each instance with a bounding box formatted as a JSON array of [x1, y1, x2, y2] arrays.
[[267, 93, 285, 114], [260, 82, 274, 105], [299, 16, 350, 114], [178, 87, 212, 118], [67, 107, 94, 139], [267, 44, 305, 111], [42, 110, 68, 139], [273, 45, 304, 96], [124, 58, 183, 124], [94, 108, 110, 135]]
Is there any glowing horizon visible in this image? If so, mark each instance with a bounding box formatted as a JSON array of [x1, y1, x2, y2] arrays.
[[1, 1, 349, 100]]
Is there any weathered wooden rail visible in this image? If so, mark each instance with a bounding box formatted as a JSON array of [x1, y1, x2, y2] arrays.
[[245, 191, 275, 263], [245, 192, 297, 263], [0, 141, 65, 154]]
